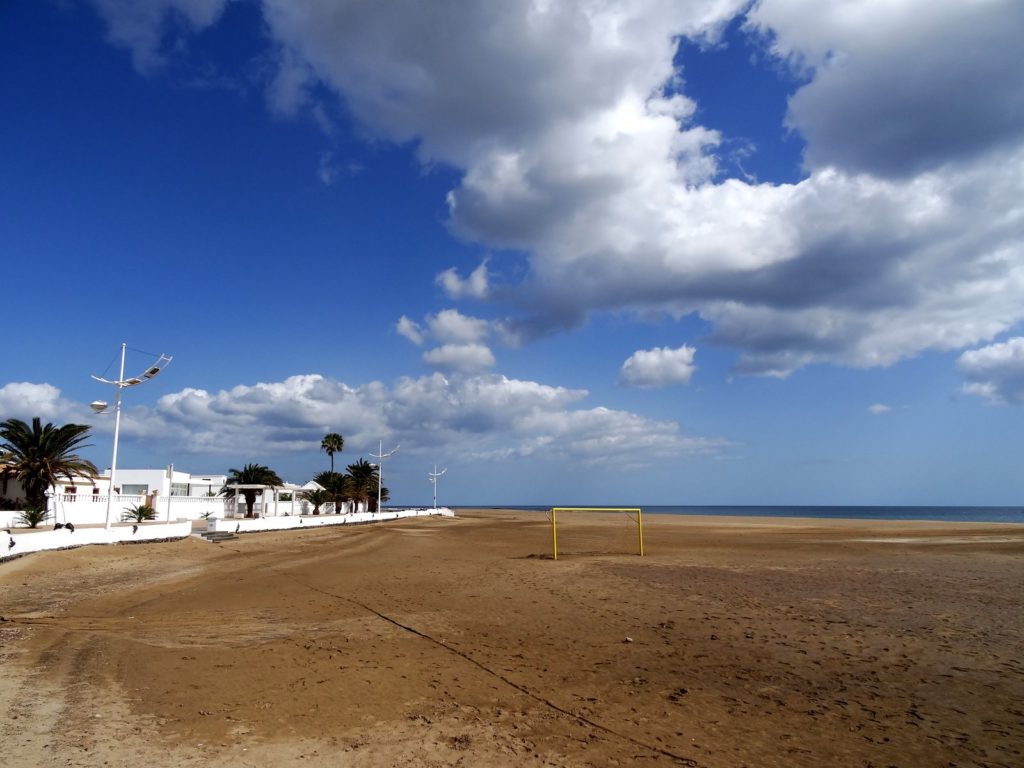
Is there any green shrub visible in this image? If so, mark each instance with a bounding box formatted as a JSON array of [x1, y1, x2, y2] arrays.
[[122, 503, 157, 522], [16, 507, 50, 528]]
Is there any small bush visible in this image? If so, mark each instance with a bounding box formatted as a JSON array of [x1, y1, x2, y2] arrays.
[[122, 503, 157, 522], [17, 507, 50, 528]]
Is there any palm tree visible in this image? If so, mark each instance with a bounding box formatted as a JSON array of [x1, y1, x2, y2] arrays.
[[313, 470, 352, 514], [345, 458, 379, 512], [0, 417, 98, 512], [220, 463, 283, 518], [299, 487, 332, 515], [321, 432, 344, 472]]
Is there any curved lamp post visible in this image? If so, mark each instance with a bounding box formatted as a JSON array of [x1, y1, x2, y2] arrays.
[[428, 464, 446, 510], [91, 343, 172, 529], [369, 440, 399, 513]]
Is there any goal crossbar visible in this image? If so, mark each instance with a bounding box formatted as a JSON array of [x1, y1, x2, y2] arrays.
[[549, 507, 644, 560]]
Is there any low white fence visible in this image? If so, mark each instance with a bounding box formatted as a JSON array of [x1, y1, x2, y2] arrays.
[[0, 494, 334, 528], [0, 496, 437, 530], [1, 510, 455, 563], [208, 507, 454, 533], [2, 520, 194, 560], [48, 494, 227, 524]]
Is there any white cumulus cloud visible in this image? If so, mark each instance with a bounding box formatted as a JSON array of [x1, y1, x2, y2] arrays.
[[0, 382, 88, 424], [399, 309, 502, 371], [619, 345, 697, 388], [957, 337, 1024, 404], [746, 0, 1024, 177], [1, 371, 724, 466], [422, 343, 496, 373], [86, 0, 1024, 379], [427, 309, 491, 345], [396, 315, 425, 346], [437, 260, 491, 300], [1, 370, 730, 467]]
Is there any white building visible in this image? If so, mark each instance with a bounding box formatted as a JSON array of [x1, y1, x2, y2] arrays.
[[1, 466, 365, 527], [93, 467, 228, 499]]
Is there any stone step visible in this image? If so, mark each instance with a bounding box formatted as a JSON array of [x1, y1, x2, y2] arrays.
[[198, 531, 238, 542]]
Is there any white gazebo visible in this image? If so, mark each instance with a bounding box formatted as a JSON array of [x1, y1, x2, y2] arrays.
[[224, 483, 287, 518]]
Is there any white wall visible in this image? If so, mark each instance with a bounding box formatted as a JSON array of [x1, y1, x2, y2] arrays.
[[5, 493, 372, 527], [47, 494, 227, 525], [209, 507, 454, 533], [50, 493, 148, 526], [2, 519, 193, 560]]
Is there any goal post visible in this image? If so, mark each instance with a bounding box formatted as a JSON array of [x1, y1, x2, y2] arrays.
[[549, 507, 644, 560]]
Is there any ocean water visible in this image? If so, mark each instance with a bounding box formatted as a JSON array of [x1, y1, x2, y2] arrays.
[[464, 506, 1024, 524]]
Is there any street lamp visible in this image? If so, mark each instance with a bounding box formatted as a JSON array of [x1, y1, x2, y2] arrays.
[[91, 343, 172, 529], [369, 440, 398, 513], [428, 464, 446, 509]]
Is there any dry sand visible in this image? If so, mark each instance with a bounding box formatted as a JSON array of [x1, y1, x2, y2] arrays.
[[1, 509, 1023, 767]]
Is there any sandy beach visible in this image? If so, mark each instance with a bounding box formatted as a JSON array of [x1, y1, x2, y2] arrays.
[[2, 509, 1023, 767]]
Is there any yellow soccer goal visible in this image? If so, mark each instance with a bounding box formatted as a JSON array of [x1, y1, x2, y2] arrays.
[[549, 507, 644, 560]]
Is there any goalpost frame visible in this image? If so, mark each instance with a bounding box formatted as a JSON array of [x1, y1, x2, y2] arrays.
[[549, 507, 644, 560]]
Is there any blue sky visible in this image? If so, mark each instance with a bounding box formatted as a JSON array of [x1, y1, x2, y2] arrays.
[[2, 0, 1023, 506]]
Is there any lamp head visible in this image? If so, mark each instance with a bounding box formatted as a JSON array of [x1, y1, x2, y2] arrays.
[[90, 400, 109, 414]]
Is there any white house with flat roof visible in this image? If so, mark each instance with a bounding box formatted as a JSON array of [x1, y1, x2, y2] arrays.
[[1, 466, 365, 527], [96, 467, 228, 498], [2, 467, 226, 526]]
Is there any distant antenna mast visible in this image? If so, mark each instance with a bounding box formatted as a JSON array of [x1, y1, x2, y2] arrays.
[[369, 440, 399, 513], [91, 343, 172, 529], [428, 464, 447, 509]]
